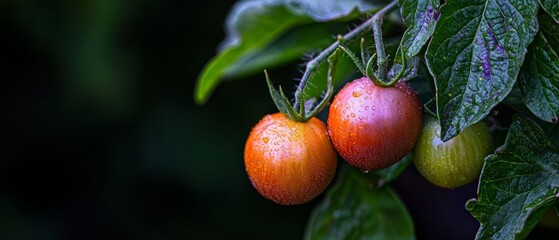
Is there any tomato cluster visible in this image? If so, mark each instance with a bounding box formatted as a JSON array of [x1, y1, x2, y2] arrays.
[[244, 76, 493, 204], [245, 76, 421, 204]]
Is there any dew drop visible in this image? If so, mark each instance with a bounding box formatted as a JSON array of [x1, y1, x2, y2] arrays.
[[350, 113, 356, 118], [362, 170, 369, 174], [352, 90, 364, 97], [262, 137, 269, 143]]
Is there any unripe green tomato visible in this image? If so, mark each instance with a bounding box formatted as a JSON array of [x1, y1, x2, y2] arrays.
[[413, 118, 493, 188]]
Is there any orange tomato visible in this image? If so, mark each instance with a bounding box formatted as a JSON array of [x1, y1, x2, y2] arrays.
[[244, 113, 337, 205]]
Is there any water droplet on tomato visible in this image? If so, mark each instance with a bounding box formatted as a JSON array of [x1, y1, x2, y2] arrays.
[[352, 90, 364, 97]]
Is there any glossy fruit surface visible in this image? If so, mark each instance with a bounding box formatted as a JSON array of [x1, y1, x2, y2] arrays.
[[327, 77, 422, 170], [244, 113, 337, 205], [413, 117, 493, 188]]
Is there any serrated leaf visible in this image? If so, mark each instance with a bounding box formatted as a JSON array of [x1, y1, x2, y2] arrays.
[[194, 0, 380, 104], [425, 0, 539, 141], [305, 167, 414, 240], [519, 14, 559, 123], [466, 116, 559, 240], [397, 0, 440, 59], [539, 0, 559, 23], [390, 0, 439, 82]]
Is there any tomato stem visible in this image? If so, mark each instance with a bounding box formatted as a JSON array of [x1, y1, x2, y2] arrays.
[[371, 13, 387, 83], [294, 0, 398, 107], [266, 0, 399, 122]]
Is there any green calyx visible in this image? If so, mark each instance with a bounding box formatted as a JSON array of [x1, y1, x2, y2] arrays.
[[265, 0, 401, 121], [338, 35, 408, 88], [265, 48, 341, 122]]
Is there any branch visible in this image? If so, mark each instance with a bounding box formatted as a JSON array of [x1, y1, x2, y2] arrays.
[[293, 0, 399, 109]]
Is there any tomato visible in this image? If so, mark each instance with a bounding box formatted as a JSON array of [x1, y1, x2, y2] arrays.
[[327, 77, 422, 171], [244, 113, 337, 205], [413, 117, 493, 188]]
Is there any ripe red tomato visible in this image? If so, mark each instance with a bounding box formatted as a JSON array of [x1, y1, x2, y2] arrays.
[[244, 113, 337, 205], [327, 77, 422, 170]]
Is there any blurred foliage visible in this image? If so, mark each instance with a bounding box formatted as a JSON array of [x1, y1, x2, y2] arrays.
[[194, 0, 387, 104], [306, 166, 414, 240], [0, 0, 315, 239]]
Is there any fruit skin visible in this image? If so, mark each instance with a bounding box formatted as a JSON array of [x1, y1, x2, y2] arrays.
[[413, 117, 493, 189], [327, 77, 422, 170], [244, 113, 337, 205]]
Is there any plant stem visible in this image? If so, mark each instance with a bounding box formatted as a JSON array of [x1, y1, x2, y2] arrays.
[[372, 13, 387, 83], [293, 0, 398, 110]]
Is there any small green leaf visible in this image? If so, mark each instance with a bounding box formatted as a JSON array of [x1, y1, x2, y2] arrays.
[[425, 0, 539, 141], [539, 0, 559, 23], [390, 0, 439, 82], [194, 0, 380, 104], [397, 0, 439, 59], [519, 14, 559, 123], [466, 116, 559, 240], [305, 166, 415, 240]]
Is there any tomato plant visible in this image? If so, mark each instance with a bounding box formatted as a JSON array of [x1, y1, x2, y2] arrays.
[[244, 113, 337, 205], [196, 0, 559, 239], [413, 117, 493, 189], [328, 77, 422, 170]]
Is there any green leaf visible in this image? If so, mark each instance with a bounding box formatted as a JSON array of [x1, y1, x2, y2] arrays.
[[519, 14, 559, 123], [305, 166, 415, 240], [466, 116, 559, 240], [539, 0, 559, 23], [390, 0, 439, 83], [194, 0, 380, 104], [222, 23, 345, 79], [425, 0, 539, 141], [397, 0, 440, 59]]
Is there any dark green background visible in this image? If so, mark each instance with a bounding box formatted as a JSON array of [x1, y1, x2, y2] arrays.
[[0, 0, 556, 239]]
